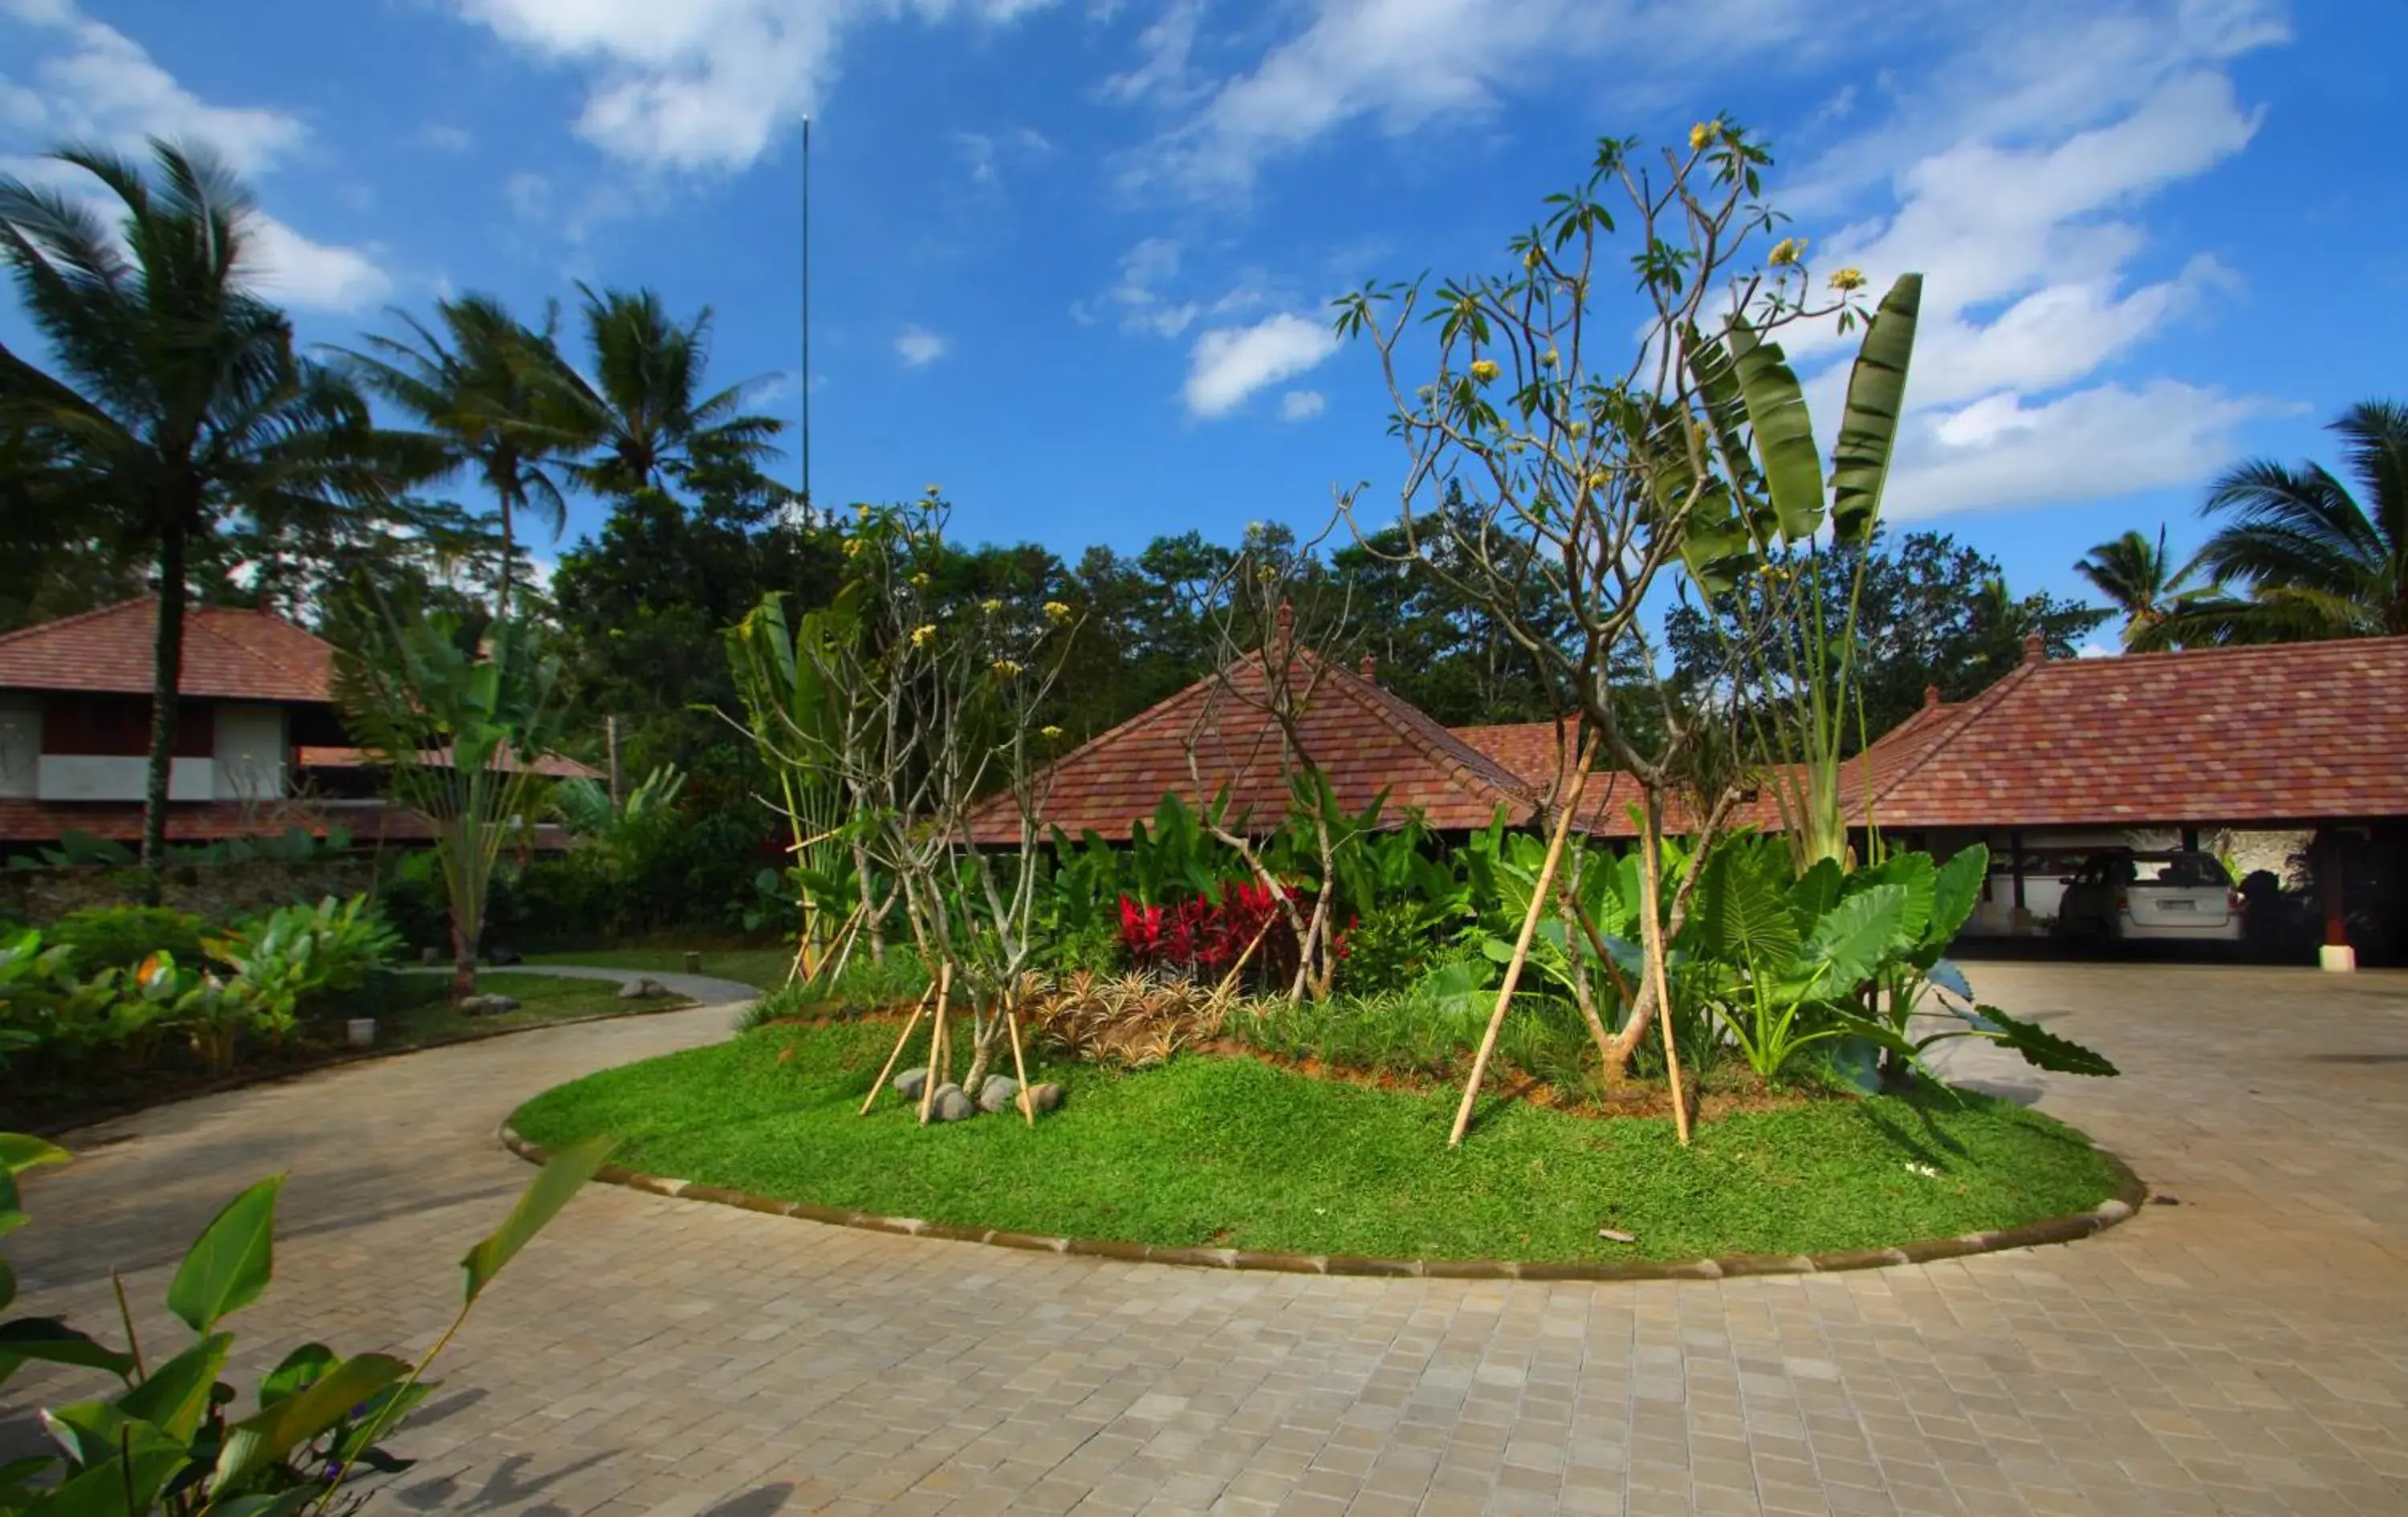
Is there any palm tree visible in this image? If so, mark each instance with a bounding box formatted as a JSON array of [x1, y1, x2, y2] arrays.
[[2143, 402, 2408, 648], [0, 140, 423, 896], [560, 285, 783, 499], [336, 295, 590, 616], [2074, 527, 2187, 647]]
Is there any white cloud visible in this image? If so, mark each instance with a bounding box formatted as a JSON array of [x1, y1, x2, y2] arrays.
[[244, 214, 393, 312], [957, 125, 1051, 188], [0, 2, 306, 173], [420, 122, 474, 153], [1759, 2, 2290, 518], [447, 0, 1057, 171], [895, 325, 949, 367], [1185, 313, 1339, 417], [1082, 236, 1199, 336], [1, 1, 393, 313], [1889, 381, 2264, 518], [1279, 388, 1326, 421], [1124, 0, 1841, 193]]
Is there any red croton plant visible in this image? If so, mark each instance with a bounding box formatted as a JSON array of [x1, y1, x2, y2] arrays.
[[1116, 881, 1346, 989]]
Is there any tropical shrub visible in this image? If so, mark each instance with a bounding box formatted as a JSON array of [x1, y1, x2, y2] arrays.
[[0, 1130, 614, 1516], [1116, 881, 1306, 988], [50, 905, 206, 974], [1023, 970, 1235, 1067]]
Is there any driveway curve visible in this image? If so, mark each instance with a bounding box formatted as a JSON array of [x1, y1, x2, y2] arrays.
[[8, 962, 2408, 1517]]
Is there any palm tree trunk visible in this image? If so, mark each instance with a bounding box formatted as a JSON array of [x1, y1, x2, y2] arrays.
[[495, 490, 516, 619], [137, 514, 191, 906]]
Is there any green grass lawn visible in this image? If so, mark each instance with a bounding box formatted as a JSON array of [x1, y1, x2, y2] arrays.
[[527, 947, 792, 990], [366, 970, 692, 1047], [510, 1020, 2123, 1263]]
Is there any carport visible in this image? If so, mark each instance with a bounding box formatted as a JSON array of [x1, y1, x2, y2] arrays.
[[1843, 634, 2408, 969]]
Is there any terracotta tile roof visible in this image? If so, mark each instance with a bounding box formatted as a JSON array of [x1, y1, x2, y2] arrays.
[[0, 598, 334, 703], [970, 648, 1540, 843], [0, 798, 575, 849], [1866, 638, 2408, 826], [298, 746, 603, 780]]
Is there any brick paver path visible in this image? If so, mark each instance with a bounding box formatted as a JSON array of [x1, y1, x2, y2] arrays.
[[9, 962, 2408, 1516]]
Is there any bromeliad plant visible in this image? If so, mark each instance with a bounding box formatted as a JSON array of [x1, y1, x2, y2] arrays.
[[0, 1131, 615, 1517]]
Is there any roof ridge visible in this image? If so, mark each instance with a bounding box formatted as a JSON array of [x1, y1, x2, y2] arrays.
[[0, 596, 152, 649], [1300, 649, 1539, 814], [1858, 659, 2040, 811], [2045, 634, 2408, 669]]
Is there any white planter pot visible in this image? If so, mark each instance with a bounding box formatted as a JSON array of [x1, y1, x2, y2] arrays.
[[346, 1018, 377, 1048]]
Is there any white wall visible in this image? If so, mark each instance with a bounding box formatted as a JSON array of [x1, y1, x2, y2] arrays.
[[0, 694, 34, 799], [212, 703, 288, 802], [37, 754, 215, 802]]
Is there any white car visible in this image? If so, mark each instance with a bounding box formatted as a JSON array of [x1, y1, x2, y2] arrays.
[[2053, 849, 2243, 947]]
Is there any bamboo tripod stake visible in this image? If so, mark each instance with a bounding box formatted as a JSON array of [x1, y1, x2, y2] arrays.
[[1450, 734, 1601, 1147], [1005, 1009, 1035, 1126], [859, 982, 938, 1116], [917, 962, 954, 1124]]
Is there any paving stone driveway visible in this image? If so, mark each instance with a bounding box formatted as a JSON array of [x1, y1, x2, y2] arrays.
[[8, 962, 2408, 1517]]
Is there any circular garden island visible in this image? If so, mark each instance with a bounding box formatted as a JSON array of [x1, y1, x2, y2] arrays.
[[508, 996, 2129, 1270]]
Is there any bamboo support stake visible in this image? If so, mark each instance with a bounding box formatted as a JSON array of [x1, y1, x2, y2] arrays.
[[1006, 1009, 1035, 1127], [1449, 736, 1601, 1147], [858, 982, 937, 1116], [1637, 803, 1694, 1148], [1658, 978, 1693, 1146], [918, 961, 954, 1125]]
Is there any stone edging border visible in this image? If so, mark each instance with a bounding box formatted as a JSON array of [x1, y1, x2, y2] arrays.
[[498, 1123, 2149, 1282]]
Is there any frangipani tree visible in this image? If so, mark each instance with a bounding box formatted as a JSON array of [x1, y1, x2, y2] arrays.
[[1336, 123, 1885, 1133], [730, 495, 1080, 1112], [333, 603, 569, 1001]]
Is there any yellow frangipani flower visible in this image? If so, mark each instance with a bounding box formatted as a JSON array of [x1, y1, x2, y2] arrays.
[[991, 658, 1023, 678], [1040, 725, 1064, 740], [981, 598, 1003, 615], [910, 624, 938, 649], [1768, 237, 1806, 266], [1689, 120, 1717, 151], [1043, 600, 1074, 624], [909, 571, 932, 588], [1469, 358, 1500, 384], [1828, 266, 1866, 291]]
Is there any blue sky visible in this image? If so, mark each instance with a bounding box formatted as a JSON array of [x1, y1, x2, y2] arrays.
[[2, 0, 2399, 621]]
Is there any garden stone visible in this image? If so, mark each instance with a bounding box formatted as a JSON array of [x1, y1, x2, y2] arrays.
[[458, 994, 519, 1017], [893, 1067, 929, 1100], [420, 946, 441, 966], [929, 1084, 974, 1122], [977, 1075, 1020, 1113], [1027, 1082, 1064, 1114], [486, 945, 523, 966], [618, 977, 670, 1000]]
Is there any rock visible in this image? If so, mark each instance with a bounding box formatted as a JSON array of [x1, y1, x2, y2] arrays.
[[618, 977, 671, 1001], [458, 994, 519, 1016], [420, 946, 441, 966], [486, 945, 523, 967], [929, 1084, 974, 1122], [977, 1075, 1020, 1114], [1026, 1082, 1064, 1115], [893, 1067, 929, 1100]]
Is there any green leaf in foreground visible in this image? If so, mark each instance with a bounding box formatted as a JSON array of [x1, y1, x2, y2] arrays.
[[1975, 1004, 2121, 1077], [460, 1135, 616, 1303], [212, 1352, 411, 1494], [166, 1176, 284, 1332]]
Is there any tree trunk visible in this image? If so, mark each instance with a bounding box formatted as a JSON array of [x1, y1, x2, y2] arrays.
[[961, 1005, 1000, 1096], [449, 905, 478, 1001], [137, 514, 191, 907], [495, 489, 516, 619]]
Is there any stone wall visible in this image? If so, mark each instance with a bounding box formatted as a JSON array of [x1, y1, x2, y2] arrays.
[[0, 857, 379, 925]]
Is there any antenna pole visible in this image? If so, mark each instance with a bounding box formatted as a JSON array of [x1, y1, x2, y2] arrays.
[[799, 114, 812, 519]]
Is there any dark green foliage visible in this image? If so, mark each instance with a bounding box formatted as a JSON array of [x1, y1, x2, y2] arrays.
[[1667, 529, 2109, 750], [513, 1020, 2123, 1263], [51, 907, 205, 974]]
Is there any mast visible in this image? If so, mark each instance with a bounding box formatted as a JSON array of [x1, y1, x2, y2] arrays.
[[799, 113, 812, 519]]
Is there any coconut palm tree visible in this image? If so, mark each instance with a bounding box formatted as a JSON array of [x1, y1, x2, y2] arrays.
[[2142, 402, 2408, 649], [2073, 527, 2188, 646], [560, 284, 783, 500], [0, 139, 424, 896], [336, 295, 591, 616]]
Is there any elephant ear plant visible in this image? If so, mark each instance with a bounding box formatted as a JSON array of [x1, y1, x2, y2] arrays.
[[0, 1132, 615, 1516]]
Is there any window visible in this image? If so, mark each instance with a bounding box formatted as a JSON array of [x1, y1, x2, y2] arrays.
[[42, 696, 214, 758]]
